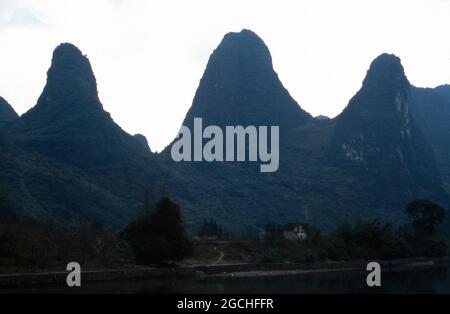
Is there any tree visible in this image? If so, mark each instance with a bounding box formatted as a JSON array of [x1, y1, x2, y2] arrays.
[[405, 199, 446, 236], [121, 197, 193, 265], [198, 220, 223, 239]]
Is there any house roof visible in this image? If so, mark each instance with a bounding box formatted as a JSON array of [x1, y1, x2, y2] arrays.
[[283, 223, 305, 231]]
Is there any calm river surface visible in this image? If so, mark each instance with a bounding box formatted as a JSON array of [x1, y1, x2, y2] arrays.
[[3, 264, 450, 294]]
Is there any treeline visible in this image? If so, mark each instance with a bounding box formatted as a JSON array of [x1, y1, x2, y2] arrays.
[[0, 196, 194, 272], [0, 222, 133, 273], [196, 220, 234, 240], [120, 197, 450, 265], [0, 196, 448, 272], [259, 199, 448, 263]]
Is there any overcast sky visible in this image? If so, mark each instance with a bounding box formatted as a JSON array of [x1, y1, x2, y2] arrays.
[[1, 0, 450, 151]]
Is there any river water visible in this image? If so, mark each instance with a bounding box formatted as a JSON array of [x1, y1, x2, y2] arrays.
[[2, 264, 450, 294]]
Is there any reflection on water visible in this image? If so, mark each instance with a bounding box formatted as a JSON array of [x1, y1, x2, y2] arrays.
[[2, 264, 450, 294]]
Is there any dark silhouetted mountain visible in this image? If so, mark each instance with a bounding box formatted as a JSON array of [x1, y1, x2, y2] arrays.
[[161, 30, 319, 231], [3, 43, 165, 226], [0, 97, 18, 126], [331, 54, 444, 210], [411, 85, 450, 192], [10, 43, 150, 165], [182, 29, 312, 130]]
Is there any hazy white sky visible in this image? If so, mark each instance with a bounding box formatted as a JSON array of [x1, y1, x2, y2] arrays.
[[1, 0, 450, 151]]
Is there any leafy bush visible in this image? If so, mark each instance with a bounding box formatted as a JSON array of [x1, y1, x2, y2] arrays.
[[121, 197, 193, 265]]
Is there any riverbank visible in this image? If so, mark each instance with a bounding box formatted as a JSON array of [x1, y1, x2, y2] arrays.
[[1, 257, 449, 288]]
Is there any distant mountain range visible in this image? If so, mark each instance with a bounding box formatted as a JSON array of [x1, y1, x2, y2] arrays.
[[1, 30, 449, 233]]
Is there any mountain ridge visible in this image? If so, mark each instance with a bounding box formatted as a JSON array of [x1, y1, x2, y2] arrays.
[[0, 32, 449, 234]]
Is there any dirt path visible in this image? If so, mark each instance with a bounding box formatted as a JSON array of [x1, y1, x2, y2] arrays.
[[214, 250, 225, 264]]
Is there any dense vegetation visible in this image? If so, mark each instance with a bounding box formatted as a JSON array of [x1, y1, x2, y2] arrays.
[[2, 197, 447, 273], [121, 197, 193, 265], [0, 222, 132, 273], [257, 199, 448, 264]]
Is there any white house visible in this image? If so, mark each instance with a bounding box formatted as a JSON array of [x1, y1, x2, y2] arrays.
[[282, 224, 308, 241]]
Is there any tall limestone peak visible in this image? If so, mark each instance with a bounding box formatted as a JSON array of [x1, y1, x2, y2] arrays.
[[362, 53, 408, 91], [334, 54, 413, 157], [9, 43, 152, 164], [20, 43, 102, 126], [45, 43, 99, 105], [332, 53, 442, 197], [47, 43, 98, 98], [0, 97, 18, 125], [1, 43, 161, 227], [182, 29, 312, 130], [340, 53, 410, 122]]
